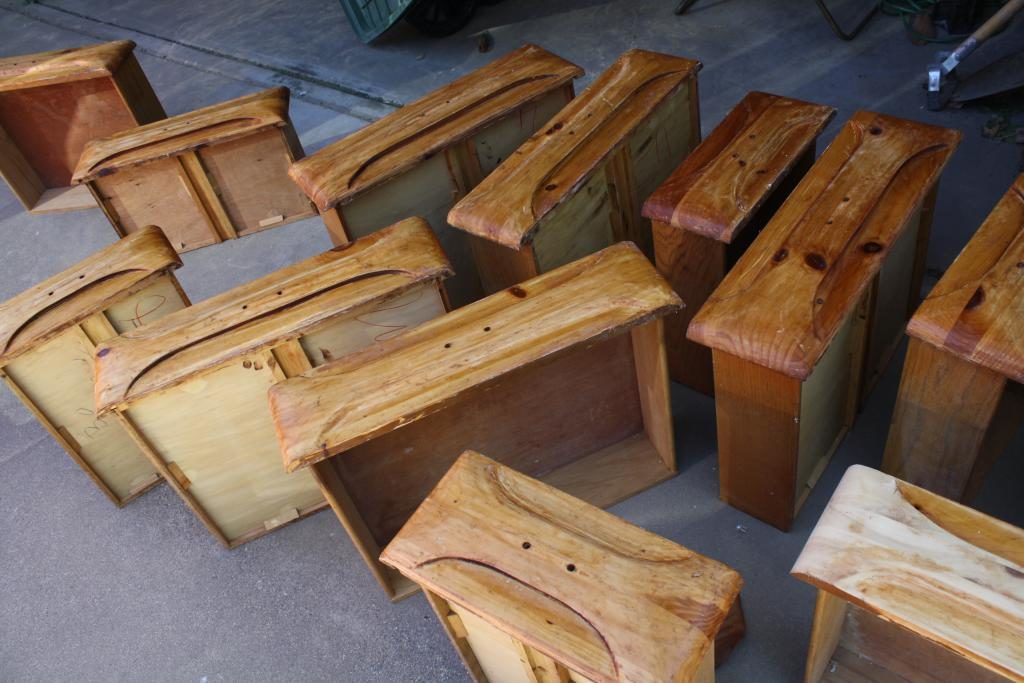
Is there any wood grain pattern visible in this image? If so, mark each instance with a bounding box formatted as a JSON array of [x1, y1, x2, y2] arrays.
[[72, 87, 293, 181], [0, 79, 141, 188], [91, 157, 220, 250], [906, 175, 1024, 384], [380, 450, 741, 679], [819, 603, 1010, 683], [381, 451, 741, 683], [95, 218, 451, 413], [882, 338, 1009, 499], [0, 40, 135, 91], [72, 88, 313, 251], [791, 465, 1024, 681], [0, 41, 164, 211], [642, 91, 834, 243], [651, 222, 723, 393], [688, 111, 960, 379], [0, 226, 181, 365], [93, 220, 450, 544], [712, 351, 802, 530], [269, 242, 682, 471], [0, 229, 185, 506], [330, 333, 645, 547], [196, 128, 311, 236], [447, 49, 701, 250], [648, 92, 824, 392], [289, 45, 582, 211]]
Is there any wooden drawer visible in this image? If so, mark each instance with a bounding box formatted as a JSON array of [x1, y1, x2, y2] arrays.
[[269, 243, 682, 600], [688, 111, 960, 530], [381, 451, 744, 682], [883, 174, 1024, 501], [93, 219, 451, 547], [792, 465, 1023, 682], [72, 87, 316, 253], [0, 40, 165, 214], [289, 44, 582, 307], [642, 92, 834, 394], [448, 49, 701, 296], [0, 227, 186, 505]]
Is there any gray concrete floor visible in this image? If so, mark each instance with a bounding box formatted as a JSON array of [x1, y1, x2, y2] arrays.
[[0, 1, 1021, 681]]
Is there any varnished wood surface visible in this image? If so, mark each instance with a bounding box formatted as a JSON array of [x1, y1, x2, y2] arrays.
[[688, 111, 960, 379], [907, 175, 1024, 383], [288, 45, 582, 211], [882, 337, 1010, 500], [0, 40, 134, 91], [381, 451, 742, 683], [94, 218, 451, 412], [642, 91, 834, 243], [447, 49, 701, 250], [792, 465, 1024, 681], [72, 87, 292, 182], [0, 227, 180, 366], [269, 242, 682, 472]]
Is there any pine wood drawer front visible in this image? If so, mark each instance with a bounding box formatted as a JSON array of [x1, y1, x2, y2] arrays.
[[883, 175, 1024, 501], [447, 49, 702, 297], [641, 92, 835, 394], [0, 40, 165, 214], [270, 242, 682, 600], [792, 465, 1024, 682], [0, 227, 185, 506], [71, 87, 314, 253], [380, 452, 743, 682], [93, 219, 451, 547], [687, 111, 960, 530], [288, 44, 582, 307]]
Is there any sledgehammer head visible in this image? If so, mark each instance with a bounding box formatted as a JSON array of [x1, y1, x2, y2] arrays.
[[926, 52, 956, 111]]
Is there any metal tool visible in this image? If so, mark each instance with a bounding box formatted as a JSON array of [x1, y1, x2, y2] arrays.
[[927, 0, 1024, 110]]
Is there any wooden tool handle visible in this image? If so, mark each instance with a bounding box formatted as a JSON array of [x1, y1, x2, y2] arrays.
[[972, 0, 1024, 42]]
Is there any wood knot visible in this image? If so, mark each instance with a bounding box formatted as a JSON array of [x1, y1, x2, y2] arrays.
[[97, 347, 111, 357], [861, 241, 883, 254], [869, 126, 883, 135], [772, 248, 788, 263], [509, 286, 527, 298], [1017, 261, 1024, 269], [805, 253, 827, 271], [544, 183, 558, 191], [545, 122, 564, 134], [965, 287, 985, 310]]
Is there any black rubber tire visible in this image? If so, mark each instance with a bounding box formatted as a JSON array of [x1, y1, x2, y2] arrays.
[[406, 0, 478, 36]]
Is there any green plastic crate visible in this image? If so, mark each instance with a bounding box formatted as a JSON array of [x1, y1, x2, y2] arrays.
[[338, 0, 415, 43]]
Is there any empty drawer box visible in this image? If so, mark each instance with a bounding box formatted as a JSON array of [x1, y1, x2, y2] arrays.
[[93, 219, 451, 547], [270, 242, 682, 600], [0, 40, 165, 213], [73, 87, 317, 253], [0, 227, 187, 505], [288, 44, 582, 306]]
